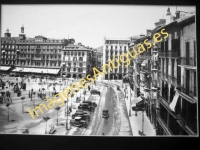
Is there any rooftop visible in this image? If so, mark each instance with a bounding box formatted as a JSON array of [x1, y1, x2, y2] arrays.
[[63, 44, 91, 51]]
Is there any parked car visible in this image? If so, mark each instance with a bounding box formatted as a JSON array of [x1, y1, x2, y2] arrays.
[[70, 116, 90, 128], [72, 110, 91, 120], [78, 103, 95, 112], [90, 89, 100, 95], [82, 101, 97, 108], [132, 99, 145, 111]]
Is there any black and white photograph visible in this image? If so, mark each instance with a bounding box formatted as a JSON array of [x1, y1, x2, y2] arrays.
[[0, 4, 198, 137]]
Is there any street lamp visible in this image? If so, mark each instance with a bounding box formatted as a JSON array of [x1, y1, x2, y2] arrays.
[[43, 117, 50, 134], [55, 106, 60, 126], [66, 98, 69, 130], [6, 103, 10, 122], [21, 96, 25, 113], [83, 89, 86, 101]]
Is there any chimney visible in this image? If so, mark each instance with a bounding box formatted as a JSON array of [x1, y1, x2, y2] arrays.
[[146, 29, 152, 36], [154, 21, 160, 28], [159, 19, 166, 25]]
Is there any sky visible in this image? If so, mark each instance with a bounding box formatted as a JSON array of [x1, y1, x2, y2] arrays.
[[1, 5, 195, 48]]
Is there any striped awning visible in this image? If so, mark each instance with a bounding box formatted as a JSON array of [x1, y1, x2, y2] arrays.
[[0, 66, 11, 71], [141, 59, 148, 66], [12, 67, 60, 74]]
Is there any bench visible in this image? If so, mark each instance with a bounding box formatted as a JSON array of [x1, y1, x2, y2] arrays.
[[49, 126, 56, 134]]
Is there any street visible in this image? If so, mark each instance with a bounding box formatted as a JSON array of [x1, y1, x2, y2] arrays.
[[0, 77, 132, 136]]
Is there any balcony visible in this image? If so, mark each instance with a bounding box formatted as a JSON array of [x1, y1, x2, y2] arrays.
[[176, 85, 197, 103], [159, 51, 180, 58], [179, 57, 196, 67], [156, 114, 173, 135], [33, 57, 42, 60]]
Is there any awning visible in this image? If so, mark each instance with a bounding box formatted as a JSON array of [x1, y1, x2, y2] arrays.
[[12, 67, 60, 74], [0, 66, 11, 71], [169, 91, 179, 112], [141, 59, 148, 66], [123, 74, 129, 79], [13, 67, 24, 72]]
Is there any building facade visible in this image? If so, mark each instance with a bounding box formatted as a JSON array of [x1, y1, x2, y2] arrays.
[[1, 26, 74, 75], [128, 11, 197, 136], [103, 38, 130, 80], [95, 46, 103, 70], [61, 43, 94, 79]]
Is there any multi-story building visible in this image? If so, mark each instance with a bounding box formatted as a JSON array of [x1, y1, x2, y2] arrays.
[[95, 46, 103, 70], [128, 11, 197, 136], [176, 14, 197, 135], [61, 43, 94, 79], [1, 28, 23, 71], [103, 38, 130, 80], [1, 25, 74, 75]]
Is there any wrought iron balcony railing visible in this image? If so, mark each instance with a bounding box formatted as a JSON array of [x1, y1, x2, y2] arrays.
[[159, 51, 180, 58], [179, 57, 196, 67]]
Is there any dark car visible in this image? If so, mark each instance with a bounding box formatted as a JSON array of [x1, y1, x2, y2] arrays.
[[70, 116, 90, 128], [82, 101, 97, 108], [90, 89, 100, 95], [132, 100, 145, 111], [78, 103, 95, 112], [102, 110, 109, 119], [72, 110, 91, 120]]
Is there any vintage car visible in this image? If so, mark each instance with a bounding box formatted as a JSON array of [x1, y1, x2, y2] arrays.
[[132, 99, 145, 111], [82, 101, 97, 108], [102, 110, 109, 119], [90, 89, 100, 95], [71, 110, 91, 120], [70, 116, 90, 128], [78, 103, 95, 112]]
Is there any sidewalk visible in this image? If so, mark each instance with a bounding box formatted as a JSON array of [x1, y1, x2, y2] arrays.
[[122, 85, 156, 136]]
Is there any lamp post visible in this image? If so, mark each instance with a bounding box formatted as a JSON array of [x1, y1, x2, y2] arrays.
[[66, 98, 69, 130], [43, 117, 50, 134], [84, 89, 86, 101], [6, 103, 10, 122], [64, 100, 67, 116], [21, 97, 25, 113], [30, 89, 36, 107], [55, 106, 60, 126]]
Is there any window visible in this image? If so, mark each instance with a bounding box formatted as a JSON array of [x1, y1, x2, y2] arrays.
[[79, 63, 83, 67], [67, 68, 71, 72], [78, 68, 83, 72], [74, 63, 76, 67], [64, 52, 66, 55], [75, 52, 77, 55], [71, 52, 73, 56], [73, 57, 77, 61], [115, 46, 117, 50], [67, 51, 70, 55], [78, 52, 81, 56], [124, 46, 126, 51], [68, 63, 71, 67], [82, 52, 84, 56], [73, 68, 76, 71], [79, 57, 83, 61]]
